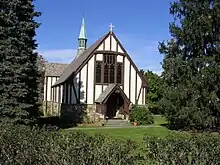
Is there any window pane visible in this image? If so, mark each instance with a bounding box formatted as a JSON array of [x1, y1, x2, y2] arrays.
[[104, 55, 106, 62], [110, 64, 114, 83], [103, 55, 117, 83], [96, 62, 101, 83], [117, 63, 122, 83], [104, 64, 109, 83]]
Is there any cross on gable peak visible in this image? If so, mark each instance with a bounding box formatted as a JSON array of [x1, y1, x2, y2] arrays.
[[109, 23, 114, 32]]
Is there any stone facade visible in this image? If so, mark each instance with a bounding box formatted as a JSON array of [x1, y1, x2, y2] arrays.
[[43, 101, 104, 123], [42, 101, 60, 117], [85, 105, 105, 123]]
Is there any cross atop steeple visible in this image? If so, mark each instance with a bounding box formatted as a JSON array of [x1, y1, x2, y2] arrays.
[[109, 23, 114, 32]]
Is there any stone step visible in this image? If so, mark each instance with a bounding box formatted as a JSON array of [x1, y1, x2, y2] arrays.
[[104, 119, 130, 127]]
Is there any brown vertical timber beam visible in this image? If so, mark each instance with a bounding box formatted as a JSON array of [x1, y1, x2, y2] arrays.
[[135, 73, 137, 104], [45, 77, 48, 115], [69, 79, 72, 104], [72, 76, 78, 104], [78, 71, 81, 104], [93, 54, 97, 103], [145, 87, 147, 105], [65, 83, 68, 104], [55, 77, 57, 102], [86, 64, 88, 103], [137, 86, 142, 104], [101, 55, 104, 92], [58, 85, 61, 116], [122, 55, 125, 90], [129, 63, 131, 100], [114, 55, 117, 83], [102, 39, 105, 93], [50, 77, 53, 115]]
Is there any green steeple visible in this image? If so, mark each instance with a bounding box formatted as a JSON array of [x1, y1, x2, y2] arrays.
[[79, 17, 86, 39], [77, 17, 87, 57]]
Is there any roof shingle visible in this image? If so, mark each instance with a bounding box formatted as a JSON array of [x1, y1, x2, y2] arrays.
[[45, 63, 68, 77], [95, 84, 116, 103], [95, 84, 130, 104]]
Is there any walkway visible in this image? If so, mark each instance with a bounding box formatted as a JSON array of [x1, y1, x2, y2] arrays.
[[68, 125, 162, 130]]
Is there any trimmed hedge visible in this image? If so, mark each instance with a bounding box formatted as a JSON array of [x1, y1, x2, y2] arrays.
[[0, 124, 137, 165], [144, 134, 220, 164], [2, 124, 220, 164]]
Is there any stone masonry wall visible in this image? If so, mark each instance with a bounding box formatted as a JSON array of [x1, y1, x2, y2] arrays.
[[42, 101, 104, 124], [42, 101, 60, 117]]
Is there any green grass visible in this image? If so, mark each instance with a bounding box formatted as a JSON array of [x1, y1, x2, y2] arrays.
[[74, 127, 172, 143], [65, 115, 172, 144], [152, 115, 168, 126]]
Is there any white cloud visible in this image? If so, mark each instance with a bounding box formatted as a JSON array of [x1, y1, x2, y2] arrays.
[[38, 49, 77, 64], [153, 70, 163, 76]]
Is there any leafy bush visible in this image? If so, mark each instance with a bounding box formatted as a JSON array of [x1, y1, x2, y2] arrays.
[[129, 105, 154, 125], [144, 134, 220, 164], [0, 124, 137, 165], [148, 102, 163, 115], [144, 70, 164, 115]]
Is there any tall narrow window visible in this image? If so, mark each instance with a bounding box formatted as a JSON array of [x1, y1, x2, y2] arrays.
[[110, 64, 115, 83], [96, 61, 102, 83], [103, 54, 116, 83], [117, 63, 122, 83], [104, 64, 109, 83]]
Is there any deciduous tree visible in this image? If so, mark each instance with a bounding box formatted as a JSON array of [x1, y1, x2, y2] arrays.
[[145, 70, 163, 114]]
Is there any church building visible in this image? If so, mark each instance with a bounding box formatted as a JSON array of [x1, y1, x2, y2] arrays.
[[43, 18, 147, 122]]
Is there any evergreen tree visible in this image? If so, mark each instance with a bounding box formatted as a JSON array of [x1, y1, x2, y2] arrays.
[[159, 0, 220, 130], [0, 0, 41, 125]]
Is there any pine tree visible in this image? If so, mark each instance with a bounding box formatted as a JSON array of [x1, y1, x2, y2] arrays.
[[0, 0, 41, 125], [159, 0, 220, 130]]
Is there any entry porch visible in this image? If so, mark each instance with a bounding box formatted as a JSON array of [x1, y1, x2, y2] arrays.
[[95, 84, 131, 120]]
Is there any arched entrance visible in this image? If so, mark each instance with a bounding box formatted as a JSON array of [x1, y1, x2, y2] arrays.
[[95, 84, 131, 120], [106, 92, 124, 119]]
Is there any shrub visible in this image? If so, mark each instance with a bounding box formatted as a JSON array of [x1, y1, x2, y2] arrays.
[[143, 134, 220, 164], [0, 124, 138, 164], [148, 102, 164, 115], [129, 105, 154, 125]]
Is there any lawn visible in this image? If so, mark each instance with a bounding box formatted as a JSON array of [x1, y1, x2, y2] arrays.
[[65, 115, 174, 143], [74, 127, 172, 143], [152, 115, 167, 126]]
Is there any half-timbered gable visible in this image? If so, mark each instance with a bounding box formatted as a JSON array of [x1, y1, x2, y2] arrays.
[[43, 63, 68, 115], [53, 31, 147, 106], [50, 30, 147, 119]]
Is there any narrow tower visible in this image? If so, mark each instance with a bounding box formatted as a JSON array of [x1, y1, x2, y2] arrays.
[[76, 17, 87, 58]]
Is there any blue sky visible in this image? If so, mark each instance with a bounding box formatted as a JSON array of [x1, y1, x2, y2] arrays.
[[35, 0, 173, 75]]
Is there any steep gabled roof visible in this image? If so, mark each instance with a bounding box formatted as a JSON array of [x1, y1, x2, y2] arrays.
[[45, 63, 68, 77], [53, 32, 110, 86], [53, 31, 147, 88], [95, 84, 130, 104]]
